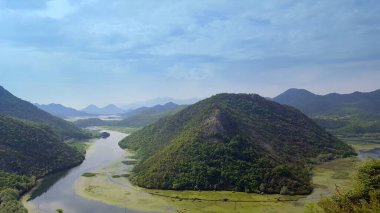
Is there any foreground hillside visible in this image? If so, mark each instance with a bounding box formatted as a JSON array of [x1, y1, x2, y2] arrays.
[[120, 93, 355, 195], [273, 88, 380, 134], [0, 86, 91, 139], [0, 115, 85, 212], [0, 115, 84, 177]]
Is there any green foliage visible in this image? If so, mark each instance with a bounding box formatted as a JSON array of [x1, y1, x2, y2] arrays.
[[120, 93, 355, 195], [318, 159, 380, 213], [65, 140, 90, 155], [56, 208, 64, 213], [274, 88, 380, 135], [0, 170, 35, 213], [0, 115, 84, 177], [82, 172, 97, 177], [0, 85, 91, 139]]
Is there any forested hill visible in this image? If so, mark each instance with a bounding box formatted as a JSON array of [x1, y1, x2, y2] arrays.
[[273, 88, 380, 134], [0, 114, 84, 177], [0, 86, 91, 139], [273, 88, 380, 117], [119, 93, 355, 195]]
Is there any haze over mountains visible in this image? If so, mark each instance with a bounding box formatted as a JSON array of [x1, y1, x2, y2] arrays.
[[81, 104, 125, 115], [75, 102, 186, 128], [35, 103, 92, 118]]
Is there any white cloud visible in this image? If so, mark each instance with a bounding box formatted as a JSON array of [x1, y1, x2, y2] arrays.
[[37, 0, 76, 19]]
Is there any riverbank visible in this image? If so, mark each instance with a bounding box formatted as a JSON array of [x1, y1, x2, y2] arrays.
[[74, 149, 360, 213], [20, 138, 97, 213], [22, 131, 128, 213]]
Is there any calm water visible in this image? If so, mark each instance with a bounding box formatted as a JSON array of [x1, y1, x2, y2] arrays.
[[358, 148, 380, 159], [26, 131, 140, 213]]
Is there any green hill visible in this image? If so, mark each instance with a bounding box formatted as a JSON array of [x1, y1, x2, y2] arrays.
[[0, 114, 86, 212], [273, 88, 380, 134], [119, 93, 355, 195], [0, 115, 84, 177], [0, 86, 91, 139]]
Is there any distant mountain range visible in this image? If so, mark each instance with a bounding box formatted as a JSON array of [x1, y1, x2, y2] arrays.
[[274, 88, 380, 116], [273, 88, 380, 134], [121, 102, 179, 118], [0, 86, 91, 139], [122, 97, 200, 110], [75, 102, 187, 128], [81, 104, 125, 115], [35, 103, 92, 118]]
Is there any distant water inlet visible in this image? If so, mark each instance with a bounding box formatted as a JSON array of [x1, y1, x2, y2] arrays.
[[23, 131, 141, 213], [358, 148, 380, 159]]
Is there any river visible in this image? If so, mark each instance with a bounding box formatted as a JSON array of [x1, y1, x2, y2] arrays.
[[23, 130, 380, 213], [24, 130, 140, 213]]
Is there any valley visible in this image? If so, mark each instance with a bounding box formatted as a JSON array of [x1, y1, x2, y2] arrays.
[[1, 86, 380, 213]]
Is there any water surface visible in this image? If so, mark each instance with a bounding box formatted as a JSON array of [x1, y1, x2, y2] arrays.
[[358, 148, 380, 159], [25, 131, 139, 213]]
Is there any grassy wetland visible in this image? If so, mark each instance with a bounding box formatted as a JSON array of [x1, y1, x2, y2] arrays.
[[74, 149, 361, 213]]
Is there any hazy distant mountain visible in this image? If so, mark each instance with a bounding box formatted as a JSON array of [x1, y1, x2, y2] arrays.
[[121, 102, 179, 118], [81, 104, 125, 115], [119, 93, 354, 195], [35, 103, 92, 118], [273, 88, 380, 117], [273, 88, 380, 134], [122, 97, 200, 110], [75, 102, 187, 128], [0, 86, 91, 139]]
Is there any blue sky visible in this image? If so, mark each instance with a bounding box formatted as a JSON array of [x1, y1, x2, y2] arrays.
[[0, 0, 379, 108]]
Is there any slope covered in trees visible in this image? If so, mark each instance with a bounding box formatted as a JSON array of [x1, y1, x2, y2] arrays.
[[0, 86, 91, 139], [0, 115, 84, 177], [0, 170, 35, 213], [273, 88, 380, 134], [120, 93, 355, 195], [0, 114, 86, 212]]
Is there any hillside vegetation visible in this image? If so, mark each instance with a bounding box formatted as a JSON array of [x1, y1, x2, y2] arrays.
[[0, 170, 35, 213], [120, 93, 355, 195], [318, 159, 380, 212], [0, 114, 86, 213], [274, 89, 380, 134], [0, 86, 91, 139], [0, 115, 84, 177]]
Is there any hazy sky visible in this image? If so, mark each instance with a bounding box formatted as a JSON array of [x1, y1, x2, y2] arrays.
[[0, 0, 379, 108]]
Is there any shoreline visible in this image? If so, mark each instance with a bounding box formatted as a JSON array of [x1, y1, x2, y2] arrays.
[[21, 137, 98, 213], [74, 146, 360, 213]]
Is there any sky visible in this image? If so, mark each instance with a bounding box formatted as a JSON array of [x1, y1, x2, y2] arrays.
[[0, 0, 379, 109]]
